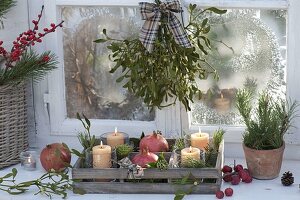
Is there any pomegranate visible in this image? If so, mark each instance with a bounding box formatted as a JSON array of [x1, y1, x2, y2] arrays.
[[132, 149, 158, 168], [40, 143, 71, 172], [139, 131, 169, 152]]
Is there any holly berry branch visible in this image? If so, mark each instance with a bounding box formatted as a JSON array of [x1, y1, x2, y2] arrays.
[[0, 5, 63, 86]]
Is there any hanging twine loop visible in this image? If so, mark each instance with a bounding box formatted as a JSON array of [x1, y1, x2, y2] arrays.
[[139, 0, 192, 53]]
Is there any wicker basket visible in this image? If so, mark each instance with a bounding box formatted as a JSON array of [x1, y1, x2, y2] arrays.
[[0, 83, 28, 169]]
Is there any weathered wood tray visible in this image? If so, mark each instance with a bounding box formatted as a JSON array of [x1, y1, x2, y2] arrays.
[[72, 140, 224, 194]]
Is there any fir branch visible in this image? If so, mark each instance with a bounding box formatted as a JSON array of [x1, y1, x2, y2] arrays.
[[0, 51, 57, 86], [0, 0, 15, 19]]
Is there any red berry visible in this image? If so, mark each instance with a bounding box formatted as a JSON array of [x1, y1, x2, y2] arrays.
[[231, 174, 240, 185], [42, 55, 50, 62], [234, 164, 243, 172], [223, 173, 232, 182], [50, 23, 56, 27], [239, 170, 250, 182], [244, 176, 253, 183], [215, 191, 224, 199], [43, 28, 49, 32], [222, 165, 233, 173], [38, 14, 42, 18], [224, 188, 233, 196]]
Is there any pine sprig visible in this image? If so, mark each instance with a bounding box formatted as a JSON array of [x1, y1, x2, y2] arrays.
[[0, 51, 57, 86], [0, 0, 15, 19]]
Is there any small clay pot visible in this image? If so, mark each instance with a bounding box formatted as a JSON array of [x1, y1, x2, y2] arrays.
[[243, 142, 285, 180]]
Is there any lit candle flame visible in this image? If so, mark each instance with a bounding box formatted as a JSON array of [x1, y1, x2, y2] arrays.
[[198, 126, 201, 134], [114, 127, 118, 134], [221, 93, 224, 99], [189, 146, 192, 153], [100, 141, 103, 148]]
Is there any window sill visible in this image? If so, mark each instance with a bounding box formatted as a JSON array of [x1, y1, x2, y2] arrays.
[[0, 157, 299, 200]]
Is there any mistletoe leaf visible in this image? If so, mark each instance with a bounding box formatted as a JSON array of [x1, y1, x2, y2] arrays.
[[12, 168, 17, 178], [93, 38, 107, 43]]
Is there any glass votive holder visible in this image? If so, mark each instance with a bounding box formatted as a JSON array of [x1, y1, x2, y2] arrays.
[[100, 131, 129, 149], [184, 134, 191, 147], [20, 151, 37, 171]]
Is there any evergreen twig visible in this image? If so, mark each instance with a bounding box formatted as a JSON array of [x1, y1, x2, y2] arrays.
[[0, 0, 15, 19], [0, 51, 57, 85]]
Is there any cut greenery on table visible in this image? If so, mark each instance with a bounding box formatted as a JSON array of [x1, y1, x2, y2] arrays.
[[95, 2, 226, 111], [0, 168, 84, 199]]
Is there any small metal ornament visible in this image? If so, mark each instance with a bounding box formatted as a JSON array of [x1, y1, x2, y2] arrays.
[[118, 157, 144, 179]]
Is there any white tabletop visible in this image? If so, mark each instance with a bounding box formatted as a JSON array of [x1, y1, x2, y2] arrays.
[[0, 158, 299, 200]]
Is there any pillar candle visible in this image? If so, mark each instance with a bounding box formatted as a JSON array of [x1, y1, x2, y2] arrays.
[[93, 141, 112, 168], [191, 128, 209, 151], [106, 127, 125, 149], [181, 146, 200, 166]]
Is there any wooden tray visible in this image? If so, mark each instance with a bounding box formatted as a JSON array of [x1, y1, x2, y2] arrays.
[[72, 140, 224, 194]]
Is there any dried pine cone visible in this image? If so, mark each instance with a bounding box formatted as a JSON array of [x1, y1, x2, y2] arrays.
[[281, 171, 294, 186]]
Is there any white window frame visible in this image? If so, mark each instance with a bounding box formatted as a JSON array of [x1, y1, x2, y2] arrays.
[[40, 0, 182, 137], [35, 0, 300, 144], [181, 0, 300, 144]]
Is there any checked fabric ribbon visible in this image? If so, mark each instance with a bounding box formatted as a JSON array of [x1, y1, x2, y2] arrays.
[[139, 0, 192, 53]]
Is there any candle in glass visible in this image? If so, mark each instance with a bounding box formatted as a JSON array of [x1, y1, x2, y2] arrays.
[[92, 141, 112, 168], [214, 92, 230, 113], [191, 127, 209, 151], [20, 151, 37, 171], [181, 146, 200, 166], [106, 127, 125, 149]]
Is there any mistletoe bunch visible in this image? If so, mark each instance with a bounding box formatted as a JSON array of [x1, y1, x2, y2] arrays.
[[95, 2, 226, 111], [0, 5, 63, 86]]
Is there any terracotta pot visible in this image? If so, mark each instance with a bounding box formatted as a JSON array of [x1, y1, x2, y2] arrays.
[[242, 142, 285, 180]]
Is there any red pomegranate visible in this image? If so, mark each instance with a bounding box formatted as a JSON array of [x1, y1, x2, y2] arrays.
[[139, 131, 169, 152], [132, 149, 158, 168], [40, 143, 71, 172]]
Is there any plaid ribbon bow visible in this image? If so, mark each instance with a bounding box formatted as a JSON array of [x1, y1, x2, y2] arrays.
[[139, 0, 192, 52]]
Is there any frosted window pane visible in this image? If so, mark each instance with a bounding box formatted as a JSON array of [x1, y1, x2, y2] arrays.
[[191, 9, 286, 126], [61, 6, 155, 121]]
